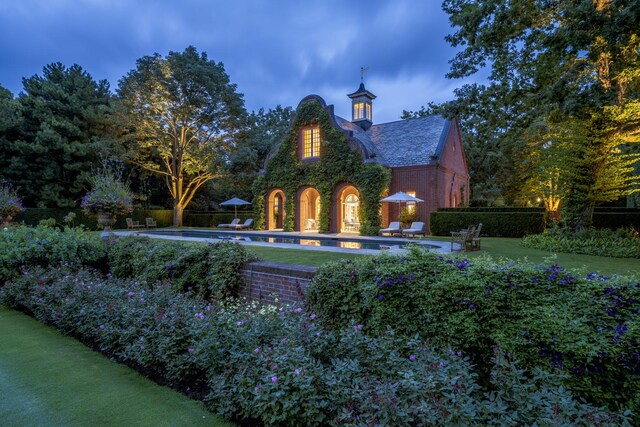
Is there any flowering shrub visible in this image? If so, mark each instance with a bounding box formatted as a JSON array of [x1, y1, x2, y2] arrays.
[[0, 224, 106, 285], [81, 158, 133, 216], [522, 227, 640, 258], [107, 236, 252, 299], [0, 179, 24, 222], [307, 247, 640, 415], [0, 265, 627, 426]]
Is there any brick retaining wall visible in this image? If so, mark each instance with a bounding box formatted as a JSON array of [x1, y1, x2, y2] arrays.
[[239, 261, 317, 305]]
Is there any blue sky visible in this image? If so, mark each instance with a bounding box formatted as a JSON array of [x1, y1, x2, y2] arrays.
[[0, 0, 484, 123]]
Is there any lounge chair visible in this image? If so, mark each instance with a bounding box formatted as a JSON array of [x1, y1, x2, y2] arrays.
[[450, 225, 475, 251], [231, 218, 253, 230], [145, 217, 157, 228], [378, 221, 402, 236], [126, 218, 144, 230], [217, 218, 241, 228], [401, 222, 426, 237]]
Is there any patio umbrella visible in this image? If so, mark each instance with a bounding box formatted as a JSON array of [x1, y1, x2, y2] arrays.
[[220, 197, 252, 219], [380, 191, 424, 221]]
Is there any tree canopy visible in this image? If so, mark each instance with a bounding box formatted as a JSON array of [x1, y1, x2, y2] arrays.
[[439, 0, 640, 225], [117, 46, 246, 226], [0, 64, 112, 207]]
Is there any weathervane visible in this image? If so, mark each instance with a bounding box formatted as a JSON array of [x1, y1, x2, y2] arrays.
[[360, 66, 369, 84]]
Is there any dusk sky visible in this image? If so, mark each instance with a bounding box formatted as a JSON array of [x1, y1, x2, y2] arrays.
[[0, 0, 486, 123]]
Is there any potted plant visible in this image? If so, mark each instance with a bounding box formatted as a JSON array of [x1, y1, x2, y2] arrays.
[[81, 158, 134, 237], [0, 180, 24, 226], [399, 206, 416, 229]]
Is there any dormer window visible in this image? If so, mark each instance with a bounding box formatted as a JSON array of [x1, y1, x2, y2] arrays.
[[302, 126, 320, 158]]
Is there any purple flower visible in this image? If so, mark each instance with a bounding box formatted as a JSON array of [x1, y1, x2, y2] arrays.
[[99, 324, 105, 329], [293, 307, 303, 314], [439, 361, 445, 368], [310, 314, 317, 320], [195, 312, 205, 320], [126, 291, 135, 297], [254, 347, 261, 354], [188, 347, 194, 353], [409, 354, 416, 361], [353, 324, 363, 333], [294, 369, 301, 375], [271, 376, 278, 383], [377, 294, 384, 301]]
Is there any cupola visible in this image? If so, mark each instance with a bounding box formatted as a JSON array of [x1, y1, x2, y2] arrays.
[[347, 82, 376, 130]]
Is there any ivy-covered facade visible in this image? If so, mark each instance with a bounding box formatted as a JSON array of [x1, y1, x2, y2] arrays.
[[253, 84, 469, 235]]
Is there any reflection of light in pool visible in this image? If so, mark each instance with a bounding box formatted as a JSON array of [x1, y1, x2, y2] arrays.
[[300, 239, 321, 246], [268, 237, 276, 243], [339, 241, 362, 249]]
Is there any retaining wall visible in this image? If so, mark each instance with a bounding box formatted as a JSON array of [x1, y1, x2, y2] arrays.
[[239, 261, 317, 305]]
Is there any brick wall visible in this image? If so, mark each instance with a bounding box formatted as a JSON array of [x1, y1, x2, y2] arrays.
[[239, 261, 317, 305]]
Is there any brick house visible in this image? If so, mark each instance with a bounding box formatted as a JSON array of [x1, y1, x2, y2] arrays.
[[258, 83, 469, 234]]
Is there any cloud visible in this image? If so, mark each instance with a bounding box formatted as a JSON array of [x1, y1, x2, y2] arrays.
[[0, 0, 483, 122]]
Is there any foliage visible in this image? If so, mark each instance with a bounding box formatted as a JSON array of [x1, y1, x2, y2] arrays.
[[255, 97, 390, 235], [81, 157, 134, 216], [430, 211, 545, 237], [398, 206, 416, 225], [0, 64, 113, 208], [116, 46, 247, 226], [523, 227, 640, 259], [0, 225, 106, 284], [214, 106, 293, 202], [0, 265, 627, 426], [107, 236, 252, 299], [0, 179, 24, 222], [13, 208, 174, 229], [306, 248, 640, 413], [436, 1, 640, 223]]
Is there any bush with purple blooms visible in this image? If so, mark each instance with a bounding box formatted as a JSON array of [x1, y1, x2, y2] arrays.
[[0, 265, 628, 426], [81, 158, 133, 217], [0, 179, 24, 224], [307, 247, 640, 415]]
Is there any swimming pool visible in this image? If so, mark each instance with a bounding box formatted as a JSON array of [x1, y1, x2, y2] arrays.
[[142, 229, 439, 251]]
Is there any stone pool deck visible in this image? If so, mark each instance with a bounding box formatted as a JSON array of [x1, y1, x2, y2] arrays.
[[113, 228, 453, 255]]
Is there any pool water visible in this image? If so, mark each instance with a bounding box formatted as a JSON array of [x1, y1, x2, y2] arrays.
[[143, 230, 437, 251]]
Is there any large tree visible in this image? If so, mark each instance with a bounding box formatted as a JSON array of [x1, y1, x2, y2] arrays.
[[117, 46, 246, 226], [0, 65, 112, 207], [442, 0, 640, 226]]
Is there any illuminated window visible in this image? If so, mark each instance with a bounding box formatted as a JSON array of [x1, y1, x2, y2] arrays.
[[353, 102, 365, 120], [365, 103, 371, 121], [407, 191, 416, 212], [303, 127, 320, 158]]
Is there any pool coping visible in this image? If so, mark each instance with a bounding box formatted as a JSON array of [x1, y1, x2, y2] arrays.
[[113, 228, 453, 254]]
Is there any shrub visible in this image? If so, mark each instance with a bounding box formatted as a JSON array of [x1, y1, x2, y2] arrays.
[[306, 248, 640, 413], [0, 265, 627, 426], [523, 227, 640, 258], [107, 236, 252, 299], [0, 179, 24, 223], [0, 225, 106, 284], [430, 211, 546, 237]]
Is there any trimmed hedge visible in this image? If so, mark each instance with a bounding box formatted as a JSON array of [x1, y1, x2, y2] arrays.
[[593, 212, 640, 230], [439, 207, 545, 212], [14, 208, 175, 229], [184, 212, 252, 228], [430, 211, 546, 237]]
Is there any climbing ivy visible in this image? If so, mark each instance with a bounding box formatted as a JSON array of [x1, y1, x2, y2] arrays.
[[253, 97, 390, 235]]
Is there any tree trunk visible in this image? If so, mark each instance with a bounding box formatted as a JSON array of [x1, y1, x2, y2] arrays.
[[173, 203, 184, 227]]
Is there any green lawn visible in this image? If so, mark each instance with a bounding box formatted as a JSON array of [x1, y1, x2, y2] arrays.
[[0, 307, 232, 427], [247, 236, 640, 276]]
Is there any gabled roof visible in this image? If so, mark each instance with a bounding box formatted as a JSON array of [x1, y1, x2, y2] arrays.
[[337, 115, 451, 168]]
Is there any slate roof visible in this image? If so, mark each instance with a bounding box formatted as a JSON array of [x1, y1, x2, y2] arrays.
[[336, 115, 451, 168]]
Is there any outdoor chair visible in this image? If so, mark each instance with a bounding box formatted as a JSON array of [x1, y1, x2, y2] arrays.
[[145, 217, 157, 228], [401, 221, 426, 237], [450, 225, 475, 251], [378, 221, 402, 236], [469, 223, 483, 250], [231, 218, 253, 230], [217, 218, 241, 228], [126, 218, 144, 230]]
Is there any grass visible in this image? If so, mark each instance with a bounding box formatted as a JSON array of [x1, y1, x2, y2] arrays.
[[246, 236, 640, 276], [0, 307, 233, 427]]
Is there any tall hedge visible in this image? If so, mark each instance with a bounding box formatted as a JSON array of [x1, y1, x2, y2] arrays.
[[15, 209, 175, 229], [430, 211, 546, 237]]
